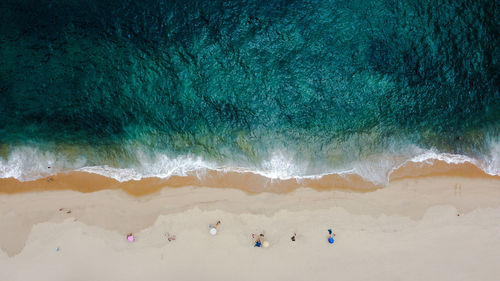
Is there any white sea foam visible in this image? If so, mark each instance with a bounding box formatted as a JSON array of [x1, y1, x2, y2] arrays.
[[349, 157, 401, 185], [407, 151, 476, 165], [0, 146, 86, 181], [256, 151, 308, 179], [77, 154, 216, 182], [1, 142, 499, 184], [399, 147, 500, 177], [480, 141, 500, 176]]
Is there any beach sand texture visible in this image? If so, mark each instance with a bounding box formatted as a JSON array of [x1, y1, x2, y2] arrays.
[[1, 176, 499, 281]]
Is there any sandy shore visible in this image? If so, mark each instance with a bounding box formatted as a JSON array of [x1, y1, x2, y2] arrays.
[[1, 176, 500, 281], [1, 160, 496, 195]]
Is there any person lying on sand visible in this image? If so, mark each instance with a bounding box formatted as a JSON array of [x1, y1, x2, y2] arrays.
[[58, 208, 71, 214], [209, 220, 221, 235]]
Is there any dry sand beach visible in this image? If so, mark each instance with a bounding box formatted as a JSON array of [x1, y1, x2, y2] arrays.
[[1, 175, 500, 281]]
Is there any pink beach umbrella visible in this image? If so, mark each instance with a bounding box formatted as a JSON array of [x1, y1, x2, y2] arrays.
[[127, 234, 135, 242]]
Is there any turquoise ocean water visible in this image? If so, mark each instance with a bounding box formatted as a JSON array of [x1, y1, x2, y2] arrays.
[[0, 0, 499, 184]]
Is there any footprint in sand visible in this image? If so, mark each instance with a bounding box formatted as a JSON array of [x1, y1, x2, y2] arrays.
[[454, 183, 462, 196]]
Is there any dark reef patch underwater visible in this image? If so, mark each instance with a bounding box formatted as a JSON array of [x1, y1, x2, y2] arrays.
[[0, 0, 499, 184]]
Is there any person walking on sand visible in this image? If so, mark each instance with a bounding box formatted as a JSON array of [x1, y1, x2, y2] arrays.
[[328, 228, 336, 244], [209, 220, 221, 235], [291, 233, 296, 242]]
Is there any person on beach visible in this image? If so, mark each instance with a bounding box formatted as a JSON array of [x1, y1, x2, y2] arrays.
[[253, 233, 265, 247], [166, 232, 176, 242], [209, 220, 221, 235], [328, 229, 335, 244], [291, 233, 296, 242], [58, 208, 71, 214], [127, 233, 135, 242]]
